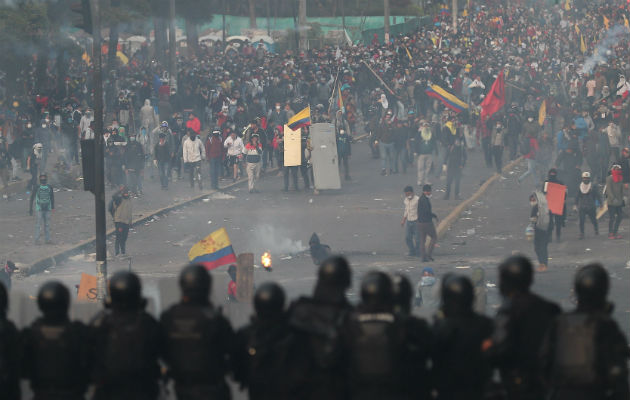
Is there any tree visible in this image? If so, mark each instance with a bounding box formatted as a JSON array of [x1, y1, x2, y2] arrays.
[[248, 0, 257, 28], [176, 0, 217, 57]]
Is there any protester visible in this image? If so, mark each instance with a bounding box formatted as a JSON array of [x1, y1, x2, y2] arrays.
[[604, 164, 624, 239], [417, 184, 438, 262], [401, 185, 420, 257], [109, 186, 132, 257], [29, 173, 54, 245]]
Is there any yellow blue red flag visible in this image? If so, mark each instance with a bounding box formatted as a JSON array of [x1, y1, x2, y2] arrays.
[[425, 84, 469, 113], [288, 106, 311, 130], [188, 227, 237, 270]]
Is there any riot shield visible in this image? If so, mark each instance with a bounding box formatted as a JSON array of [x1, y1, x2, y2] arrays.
[[310, 123, 341, 190]]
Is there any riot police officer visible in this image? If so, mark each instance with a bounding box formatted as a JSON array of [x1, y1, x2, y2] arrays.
[[540, 264, 630, 400], [90, 271, 161, 400], [485, 255, 561, 400], [235, 282, 292, 400], [286, 255, 353, 400], [160, 264, 235, 400], [391, 273, 432, 400], [342, 271, 411, 400], [21, 281, 89, 400], [431, 275, 494, 400], [0, 282, 19, 400]]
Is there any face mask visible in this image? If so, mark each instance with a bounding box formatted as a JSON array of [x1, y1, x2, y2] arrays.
[[407, 195, 413, 200], [190, 135, 196, 141], [27, 123, 32, 129], [129, 137, 136, 142], [41, 124, 47, 128], [104, 134, 110, 141], [40, 180, 47, 185], [528, 118, 533, 122], [276, 106, 281, 110], [530, 201, 537, 207], [602, 113, 606, 118], [425, 193, 432, 198]]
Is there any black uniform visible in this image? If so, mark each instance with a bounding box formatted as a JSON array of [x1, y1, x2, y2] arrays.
[[488, 292, 561, 399], [21, 317, 89, 400], [0, 284, 20, 400], [123, 139, 145, 194], [90, 308, 161, 400], [160, 302, 234, 400], [286, 296, 351, 399]]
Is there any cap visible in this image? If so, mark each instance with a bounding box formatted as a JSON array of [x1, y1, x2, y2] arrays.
[[582, 171, 591, 179]]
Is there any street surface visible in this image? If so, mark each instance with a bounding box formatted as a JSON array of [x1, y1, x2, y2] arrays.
[[6, 141, 629, 336]]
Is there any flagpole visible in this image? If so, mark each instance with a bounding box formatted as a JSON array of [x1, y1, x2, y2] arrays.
[[328, 66, 341, 116], [361, 60, 396, 95]]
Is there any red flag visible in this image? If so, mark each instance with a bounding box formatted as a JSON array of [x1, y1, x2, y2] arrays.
[[480, 70, 505, 122]]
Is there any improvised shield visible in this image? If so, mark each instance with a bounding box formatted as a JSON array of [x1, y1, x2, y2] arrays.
[[310, 123, 341, 190]]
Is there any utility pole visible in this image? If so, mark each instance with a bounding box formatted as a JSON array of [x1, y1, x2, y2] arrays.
[[298, 0, 307, 50], [266, 0, 271, 35], [222, 0, 226, 43], [168, 0, 177, 91], [89, 0, 107, 302], [452, 0, 458, 32], [341, 0, 346, 34], [384, 0, 390, 44]]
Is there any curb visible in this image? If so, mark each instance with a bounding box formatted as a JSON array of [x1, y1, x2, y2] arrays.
[[435, 156, 524, 239], [22, 133, 371, 276]]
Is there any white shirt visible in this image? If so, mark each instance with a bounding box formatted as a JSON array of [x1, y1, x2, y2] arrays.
[[224, 136, 244, 156], [403, 195, 419, 222], [182, 137, 205, 163]]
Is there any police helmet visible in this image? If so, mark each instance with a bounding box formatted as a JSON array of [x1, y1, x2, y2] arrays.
[[441, 275, 474, 316], [161, 121, 169, 128], [392, 273, 413, 314], [107, 271, 142, 310], [575, 263, 609, 309], [317, 256, 351, 289], [179, 264, 211, 303], [254, 282, 285, 320], [498, 255, 533, 296], [360, 271, 394, 310], [37, 281, 70, 319]]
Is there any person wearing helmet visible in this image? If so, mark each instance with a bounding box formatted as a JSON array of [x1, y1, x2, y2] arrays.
[[575, 171, 601, 239], [286, 255, 353, 400], [90, 272, 161, 400], [432, 275, 493, 400], [0, 281, 19, 400], [234, 282, 291, 399], [26, 142, 44, 192], [21, 281, 89, 400], [392, 273, 432, 399], [160, 265, 235, 400], [484, 255, 561, 400], [605, 164, 624, 240], [29, 173, 54, 245], [540, 264, 630, 400], [342, 271, 418, 399]]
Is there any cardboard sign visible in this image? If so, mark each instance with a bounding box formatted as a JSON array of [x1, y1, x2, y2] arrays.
[[76, 273, 99, 302], [545, 182, 567, 216], [283, 125, 302, 166]]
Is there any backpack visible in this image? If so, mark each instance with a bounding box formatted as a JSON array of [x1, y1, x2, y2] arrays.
[[36, 185, 52, 211], [520, 136, 531, 155], [552, 314, 599, 385]]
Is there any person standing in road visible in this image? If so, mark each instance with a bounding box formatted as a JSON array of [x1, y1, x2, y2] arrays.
[[224, 130, 244, 182], [109, 186, 132, 257], [604, 164, 624, 239], [490, 121, 505, 174], [529, 191, 550, 271], [205, 129, 223, 190], [378, 110, 396, 176], [444, 134, 467, 200], [153, 133, 170, 190], [401, 186, 420, 257], [417, 184, 438, 262], [414, 120, 435, 187], [575, 171, 601, 239], [518, 130, 540, 187], [29, 173, 54, 245], [244, 133, 263, 193], [182, 129, 206, 189], [542, 168, 566, 243], [123, 132, 145, 196], [336, 128, 352, 181]]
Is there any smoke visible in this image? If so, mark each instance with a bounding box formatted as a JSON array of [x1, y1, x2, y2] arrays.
[[583, 25, 630, 74], [247, 224, 306, 256]]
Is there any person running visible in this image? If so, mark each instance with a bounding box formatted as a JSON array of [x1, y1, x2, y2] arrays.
[[417, 184, 438, 262]]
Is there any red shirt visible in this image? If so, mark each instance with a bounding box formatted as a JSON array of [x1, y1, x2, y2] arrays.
[[186, 117, 201, 134]]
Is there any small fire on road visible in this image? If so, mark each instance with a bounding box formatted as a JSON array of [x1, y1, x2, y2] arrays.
[[261, 252, 272, 271]]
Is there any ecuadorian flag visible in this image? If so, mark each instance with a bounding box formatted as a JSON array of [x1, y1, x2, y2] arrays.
[[288, 106, 311, 130], [188, 227, 237, 270], [424, 84, 469, 113]]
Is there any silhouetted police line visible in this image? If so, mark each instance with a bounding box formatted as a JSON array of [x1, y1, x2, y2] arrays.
[[0, 255, 628, 400]]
